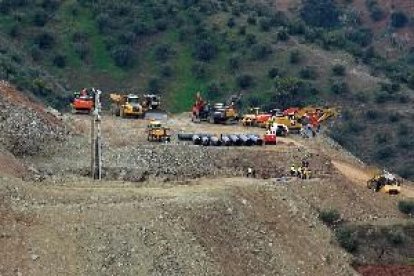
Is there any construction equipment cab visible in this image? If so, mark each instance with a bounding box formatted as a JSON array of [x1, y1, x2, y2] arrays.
[[143, 94, 161, 110], [263, 129, 277, 145], [71, 89, 94, 114], [147, 120, 171, 142], [367, 170, 402, 195], [110, 94, 144, 118]]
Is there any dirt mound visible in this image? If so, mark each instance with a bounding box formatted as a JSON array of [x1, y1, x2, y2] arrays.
[[0, 81, 66, 156], [355, 264, 414, 276]]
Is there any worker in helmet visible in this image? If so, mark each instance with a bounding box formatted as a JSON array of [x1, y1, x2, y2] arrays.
[[290, 164, 296, 176], [297, 166, 302, 178]]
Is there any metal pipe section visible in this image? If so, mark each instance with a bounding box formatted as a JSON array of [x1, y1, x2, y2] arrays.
[[238, 134, 253, 146], [221, 135, 232, 146], [192, 134, 202, 145], [248, 134, 263, 146], [177, 133, 194, 141], [210, 136, 222, 146], [201, 136, 210, 146], [229, 134, 242, 146]]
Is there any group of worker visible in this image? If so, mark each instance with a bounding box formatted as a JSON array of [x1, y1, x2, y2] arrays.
[[290, 160, 311, 179]]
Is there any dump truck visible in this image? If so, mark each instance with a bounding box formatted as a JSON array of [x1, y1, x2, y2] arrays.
[[147, 120, 170, 142], [71, 89, 94, 114], [367, 170, 402, 194], [110, 93, 144, 118]]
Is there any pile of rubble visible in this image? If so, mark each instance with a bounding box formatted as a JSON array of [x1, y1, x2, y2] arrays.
[[0, 81, 67, 156]]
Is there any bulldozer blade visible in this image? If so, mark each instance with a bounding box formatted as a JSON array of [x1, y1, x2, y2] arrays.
[[144, 110, 168, 120]]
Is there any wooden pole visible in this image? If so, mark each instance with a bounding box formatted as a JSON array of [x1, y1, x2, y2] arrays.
[[90, 109, 95, 179]]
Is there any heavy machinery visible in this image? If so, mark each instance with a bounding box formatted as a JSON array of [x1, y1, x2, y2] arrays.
[[147, 120, 171, 142], [263, 129, 277, 145], [241, 107, 273, 127], [142, 94, 161, 110], [71, 89, 94, 114], [191, 92, 240, 124], [110, 93, 166, 119], [110, 93, 144, 118], [367, 170, 402, 194]]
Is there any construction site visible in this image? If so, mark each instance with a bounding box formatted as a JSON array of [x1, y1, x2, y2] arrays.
[[1, 83, 414, 276]]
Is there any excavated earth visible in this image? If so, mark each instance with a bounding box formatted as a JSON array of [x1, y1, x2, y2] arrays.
[[1, 84, 414, 275]]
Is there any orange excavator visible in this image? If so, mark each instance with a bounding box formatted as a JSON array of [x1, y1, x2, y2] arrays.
[[71, 88, 94, 114]]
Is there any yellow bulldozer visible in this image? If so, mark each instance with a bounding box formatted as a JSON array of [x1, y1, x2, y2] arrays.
[[147, 120, 171, 142], [366, 169, 402, 195]]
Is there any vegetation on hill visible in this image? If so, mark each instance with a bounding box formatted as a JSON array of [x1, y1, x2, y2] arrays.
[[0, 0, 413, 179]]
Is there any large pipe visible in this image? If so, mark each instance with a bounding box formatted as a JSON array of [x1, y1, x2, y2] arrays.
[[229, 134, 242, 146], [201, 136, 210, 146], [238, 134, 253, 146], [178, 133, 194, 141], [221, 135, 232, 146], [210, 136, 222, 146], [248, 134, 263, 146], [192, 134, 202, 145]]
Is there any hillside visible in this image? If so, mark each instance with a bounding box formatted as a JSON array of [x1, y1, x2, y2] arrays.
[[0, 0, 413, 180], [1, 83, 414, 275]]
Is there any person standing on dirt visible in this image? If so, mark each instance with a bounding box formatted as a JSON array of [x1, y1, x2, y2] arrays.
[[290, 164, 297, 176], [297, 166, 302, 178], [247, 167, 255, 178]]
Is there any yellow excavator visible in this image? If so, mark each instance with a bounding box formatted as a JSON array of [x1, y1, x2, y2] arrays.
[[366, 169, 402, 195]]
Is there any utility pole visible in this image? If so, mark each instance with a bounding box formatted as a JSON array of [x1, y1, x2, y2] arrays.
[[91, 88, 103, 180]]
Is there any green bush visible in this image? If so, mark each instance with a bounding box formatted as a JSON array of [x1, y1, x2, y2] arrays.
[[193, 39, 217, 61], [289, 50, 301, 64], [259, 17, 272, 31], [277, 29, 289, 41], [160, 65, 172, 77], [374, 146, 394, 160], [300, 0, 340, 28], [250, 43, 272, 60], [268, 67, 279, 79], [335, 227, 358, 253], [245, 34, 257, 46], [332, 64, 346, 76], [227, 17, 236, 28], [192, 62, 207, 79], [247, 14, 257, 25], [397, 137, 414, 150], [236, 74, 254, 89], [73, 42, 89, 60], [52, 54, 66, 68], [228, 55, 240, 71], [111, 45, 134, 67], [389, 113, 401, 123], [299, 66, 317, 80], [330, 80, 348, 94], [398, 200, 414, 216], [33, 10, 48, 27], [386, 229, 406, 246], [147, 77, 161, 93], [391, 11, 408, 28], [365, 110, 380, 120], [154, 44, 174, 62], [34, 31, 55, 50], [365, 0, 384, 21], [319, 209, 340, 225], [375, 133, 390, 144]]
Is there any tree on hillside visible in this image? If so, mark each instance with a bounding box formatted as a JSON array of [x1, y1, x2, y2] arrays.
[[300, 0, 340, 28], [270, 77, 309, 108]]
